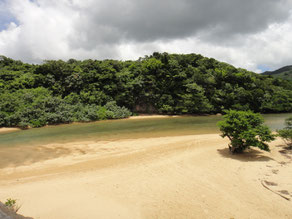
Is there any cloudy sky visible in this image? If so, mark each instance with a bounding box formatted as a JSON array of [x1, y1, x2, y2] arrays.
[[0, 0, 292, 72]]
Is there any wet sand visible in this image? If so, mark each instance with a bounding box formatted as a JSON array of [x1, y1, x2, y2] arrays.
[[0, 134, 291, 219]]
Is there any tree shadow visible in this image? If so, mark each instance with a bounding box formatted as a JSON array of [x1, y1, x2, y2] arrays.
[[275, 144, 292, 150], [217, 147, 274, 162], [275, 144, 292, 159]]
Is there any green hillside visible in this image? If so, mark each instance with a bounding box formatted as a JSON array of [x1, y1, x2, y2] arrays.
[[262, 65, 292, 81], [1, 53, 292, 128]]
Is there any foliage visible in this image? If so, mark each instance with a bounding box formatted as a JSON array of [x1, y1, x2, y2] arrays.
[[104, 101, 132, 119], [218, 110, 275, 153], [277, 117, 292, 149], [0, 88, 131, 128], [4, 198, 21, 213], [0, 53, 292, 128]]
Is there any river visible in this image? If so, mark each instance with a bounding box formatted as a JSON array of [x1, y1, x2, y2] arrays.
[[0, 113, 291, 168]]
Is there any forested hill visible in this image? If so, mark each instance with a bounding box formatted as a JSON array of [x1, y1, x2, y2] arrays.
[[262, 65, 292, 81], [1, 53, 292, 128]]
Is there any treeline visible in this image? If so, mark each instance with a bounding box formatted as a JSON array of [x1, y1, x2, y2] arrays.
[[0, 52, 292, 128]]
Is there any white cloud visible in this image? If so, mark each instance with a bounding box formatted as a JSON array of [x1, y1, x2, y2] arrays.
[[0, 0, 292, 72]]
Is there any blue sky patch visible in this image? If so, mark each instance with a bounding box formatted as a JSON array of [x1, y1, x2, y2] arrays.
[[0, 1, 19, 31], [257, 65, 271, 73]]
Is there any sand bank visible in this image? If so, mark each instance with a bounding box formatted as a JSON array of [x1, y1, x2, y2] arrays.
[[129, 114, 179, 119], [0, 127, 21, 134], [0, 134, 291, 219]]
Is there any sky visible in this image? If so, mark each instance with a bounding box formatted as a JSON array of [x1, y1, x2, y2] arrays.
[[0, 0, 292, 72]]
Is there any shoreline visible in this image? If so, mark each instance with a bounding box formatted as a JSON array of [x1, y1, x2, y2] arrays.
[[0, 127, 21, 134], [0, 114, 206, 132], [1, 112, 290, 132], [128, 114, 180, 119]]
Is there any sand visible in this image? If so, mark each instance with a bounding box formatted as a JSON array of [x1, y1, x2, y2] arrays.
[[0, 128, 21, 134], [0, 134, 291, 219], [129, 115, 179, 119]]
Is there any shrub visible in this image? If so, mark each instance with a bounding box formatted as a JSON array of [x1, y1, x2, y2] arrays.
[[4, 198, 21, 213], [0, 89, 132, 128], [97, 107, 107, 120], [104, 101, 132, 119], [218, 110, 275, 153]]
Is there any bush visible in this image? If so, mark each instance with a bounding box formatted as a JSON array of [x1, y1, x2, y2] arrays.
[[97, 107, 107, 120], [0, 89, 132, 128], [218, 110, 275, 153], [277, 117, 292, 149], [4, 198, 21, 213], [104, 101, 132, 119]]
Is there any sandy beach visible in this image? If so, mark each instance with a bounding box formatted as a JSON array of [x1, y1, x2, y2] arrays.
[[0, 134, 291, 219]]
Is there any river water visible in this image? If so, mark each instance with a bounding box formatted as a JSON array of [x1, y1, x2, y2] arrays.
[[0, 113, 291, 148], [0, 114, 291, 168]]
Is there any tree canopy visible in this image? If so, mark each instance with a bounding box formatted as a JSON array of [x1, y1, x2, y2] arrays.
[[0, 53, 292, 128]]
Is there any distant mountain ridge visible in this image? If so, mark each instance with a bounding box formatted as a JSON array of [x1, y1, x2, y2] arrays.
[[262, 65, 292, 80]]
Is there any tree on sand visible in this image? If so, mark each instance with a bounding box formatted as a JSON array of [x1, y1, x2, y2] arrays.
[[218, 110, 275, 153]]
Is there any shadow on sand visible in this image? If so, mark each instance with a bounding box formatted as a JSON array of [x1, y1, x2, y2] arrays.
[[0, 145, 74, 169], [275, 144, 292, 159], [276, 144, 292, 150], [217, 147, 274, 162]]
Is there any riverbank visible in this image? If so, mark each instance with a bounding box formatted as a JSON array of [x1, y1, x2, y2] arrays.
[[129, 114, 180, 119], [0, 127, 21, 134], [0, 115, 208, 137], [0, 115, 182, 134], [1, 112, 290, 134], [0, 134, 291, 218]]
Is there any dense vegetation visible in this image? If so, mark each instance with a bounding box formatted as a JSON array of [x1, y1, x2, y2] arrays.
[[218, 110, 275, 153], [1, 53, 292, 128], [262, 65, 292, 81]]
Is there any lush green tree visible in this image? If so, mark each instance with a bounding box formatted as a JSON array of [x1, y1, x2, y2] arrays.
[[0, 87, 131, 128], [277, 117, 292, 149], [218, 110, 275, 153], [1, 53, 292, 128]]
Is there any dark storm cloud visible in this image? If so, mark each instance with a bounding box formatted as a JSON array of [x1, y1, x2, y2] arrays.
[[69, 0, 291, 49], [1, 0, 292, 70]]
